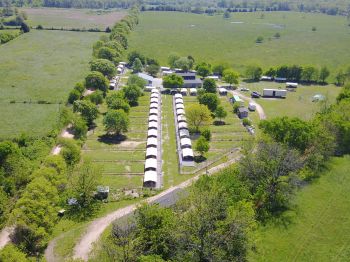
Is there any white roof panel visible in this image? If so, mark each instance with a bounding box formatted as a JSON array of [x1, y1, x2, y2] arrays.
[[148, 122, 158, 129], [178, 115, 187, 122], [150, 102, 158, 109], [144, 170, 157, 183], [177, 108, 185, 115], [148, 129, 158, 137], [147, 137, 158, 147], [149, 115, 158, 122], [174, 94, 183, 98], [178, 122, 188, 129], [145, 158, 157, 169], [149, 108, 158, 115], [146, 147, 158, 157], [179, 129, 190, 138], [182, 148, 194, 157], [176, 103, 185, 109], [180, 137, 192, 147], [150, 97, 159, 103]]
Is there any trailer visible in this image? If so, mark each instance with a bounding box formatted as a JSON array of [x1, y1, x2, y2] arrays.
[[263, 89, 287, 98], [286, 82, 298, 88]]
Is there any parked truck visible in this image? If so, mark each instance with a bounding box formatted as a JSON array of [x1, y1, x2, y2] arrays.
[[263, 89, 287, 98]]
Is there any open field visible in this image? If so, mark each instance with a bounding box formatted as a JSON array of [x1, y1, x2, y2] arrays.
[[22, 8, 126, 29], [0, 30, 103, 138], [251, 155, 350, 262], [182, 95, 252, 163], [82, 95, 151, 191], [129, 11, 350, 77], [236, 82, 341, 120]]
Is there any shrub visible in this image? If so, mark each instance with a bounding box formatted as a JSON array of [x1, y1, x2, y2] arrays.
[[242, 118, 252, 126], [201, 129, 211, 141]]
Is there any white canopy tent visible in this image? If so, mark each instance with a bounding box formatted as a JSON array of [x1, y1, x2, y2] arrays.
[[151, 93, 159, 98], [143, 170, 157, 186]]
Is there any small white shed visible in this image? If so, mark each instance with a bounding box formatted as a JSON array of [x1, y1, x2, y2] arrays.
[[144, 158, 157, 171], [149, 115, 158, 122], [147, 137, 158, 148], [146, 147, 158, 158], [175, 93, 183, 99], [149, 108, 158, 116], [147, 129, 158, 138], [176, 103, 185, 110], [190, 88, 197, 96], [182, 148, 194, 161], [150, 102, 158, 109], [180, 137, 192, 148], [178, 121, 188, 130], [179, 129, 190, 138], [148, 122, 158, 130], [177, 108, 185, 116]]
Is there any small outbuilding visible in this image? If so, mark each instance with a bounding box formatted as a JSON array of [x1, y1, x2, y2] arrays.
[[150, 102, 158, 109], [179, 129, 190, 138], [149, 115, 158, 122], [146, 147, 158, 159], [190, 88, 197, 96], [178, 121, 188, 130], [182, 148, 194, 161], [147, 129, 158, 138], [176, 103, 185, 110], [275, 77, 287, 82], [180, 137, 192, 149], [151, 93, 159, 99], [178, 115, 187, 123], [248, 102, 256, 111], [263, 89, 287, 98], [207, 75, 219, 81], [137, 73, 154, 86], [143, 170, 157, 188], [151, 89, 159, 93], [218, 88, 228, 96], [175, 97, 184, 104], [145, 158, 157, 171], [286, 82, 298, 88], [95, 186, 109, 200], [261, 76, 273, 81], [150, 97, 159, 103], [238, 107, 249, 119], [147, 137, 158, 148], [148, 122, 158, 130], [149, 108, 158, 116], [175, 93, 183, 99], [181, 88, 187, 95], [177, 108, 185, 116]]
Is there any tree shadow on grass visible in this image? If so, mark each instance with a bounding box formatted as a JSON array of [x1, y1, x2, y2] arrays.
[[194, 155, 207, 163], [213, 120, 226, 126], [97, 134, 127, 145]]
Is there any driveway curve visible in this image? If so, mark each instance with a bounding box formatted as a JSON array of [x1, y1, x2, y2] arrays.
[[230, 90, 266, 120]]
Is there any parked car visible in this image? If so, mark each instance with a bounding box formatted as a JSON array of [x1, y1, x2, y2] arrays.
[[240, 87, 250, 91], [251, 91, 261, 98]]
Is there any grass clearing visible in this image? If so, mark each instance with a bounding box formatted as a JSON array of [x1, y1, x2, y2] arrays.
[[129, 11, 350, 77], [251, 156, 350, 262], [239, 82, 341, 120], [22, 8, 126, 29], [0, 30, 103, 138]]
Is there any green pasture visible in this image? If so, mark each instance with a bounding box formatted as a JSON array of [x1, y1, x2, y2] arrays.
[[238, 81, 341, 120], [21, 8, 126, 29], [251, 155, 350, 262], [0, 30, 103, 138], [128, 11, 350, 77]]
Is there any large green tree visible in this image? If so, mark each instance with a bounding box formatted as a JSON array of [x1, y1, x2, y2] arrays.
[[73, 100, 98, 126], [103, 109, 129, 135], [202, 78, 217, 93], [123, 85, 143, 106], [186, 104, 212, 132], [90, 59, 116, 79], [162, 74, 184, 89], [198, 93, 220, 112], [85, 71, 109, 93], [223, 69, 239, 86]]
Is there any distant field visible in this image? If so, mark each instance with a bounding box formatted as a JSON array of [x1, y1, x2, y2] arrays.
[[251, 155, 350, 261], [22, 8, 126, 29], [129, 11, 350, 77], [0, 30, 103, 138]]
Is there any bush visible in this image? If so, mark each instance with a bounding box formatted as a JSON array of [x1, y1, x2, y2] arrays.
[[256, 36, 264, 43], [201, 129, 211, 141], [36, 24, 43, 30], [68, 89, 81, 104], [59, 139, 81, 166], [242, 118, 252, 126], [85, 90, 104, 105]]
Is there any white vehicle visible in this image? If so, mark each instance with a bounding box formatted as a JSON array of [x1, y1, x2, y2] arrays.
[[240, 87, 250, 91], [248, 102, 256, 111]]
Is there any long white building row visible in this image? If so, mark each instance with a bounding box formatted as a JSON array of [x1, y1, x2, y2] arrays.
[[143, 89, 161, 188], [174, 94, 194, 162]]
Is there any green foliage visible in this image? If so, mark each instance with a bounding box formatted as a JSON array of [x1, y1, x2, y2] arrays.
[[301, 65, 319, 83], [145, 63, 160, 77], [223, 69, 239, 86], [214, 105, 227, 123], [198, 92, 220, 112], [242, 118, 252, 126], [106, 92, 130, 113], [239, 141, 303, 220], [85, 90, 104, 105], [90, 59, 116, 79], [319, 66, 330, 83], [73, 100, 98, 126], [59, 139, 81, 166], [123, 84, 143, 106], [168, 52, 180, 68], [132, 58, 143, 73], [195, 135, 210, 156], [0, 244, 28, 262], [103, 109, 129, 135], [128, 50, 146, 65], [201, 128, 211, 141], [256, 36, 264, 43], [68, 89, 81, 104], [186, 104, 212, 132], [212, 63, 228, 76], [68, 160, 101, 219], [0, 187, 9, 228], [196, 62, 211, 77], [20, 22, 30, 33], [127, 74, 147, 89], [174, 57, 193, 71], [245, 65, 263, 81], [162, 73, 184, 89], [74, 82, 86, 94], [85, 71, 109, 93], [97, 46, 117, 61], [202, 78, 216, 93]]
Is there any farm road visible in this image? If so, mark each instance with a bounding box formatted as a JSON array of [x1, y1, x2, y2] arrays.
[[62, 155, 241, 261], [230, 90, 266, 120]]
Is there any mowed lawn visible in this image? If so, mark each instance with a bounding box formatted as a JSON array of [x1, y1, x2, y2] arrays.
[[239, 82, 341, 120], [0, 30, 103, 138], [22, 8, 126, 29], [82, 94, 151, 191], [128, 11, 350, 76], [251, 155, 350, 262]]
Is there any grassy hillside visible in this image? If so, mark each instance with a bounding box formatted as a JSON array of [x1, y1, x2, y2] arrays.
[[128, 11, 350, 76], [22, 8, 126, 29], [0, 30, 103, 138], [251, 155, 350, 261]]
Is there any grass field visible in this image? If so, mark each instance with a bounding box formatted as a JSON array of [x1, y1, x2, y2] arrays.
[[251, 155, 350, 261], [238, 82, 341, 120], [128, 11, 350, 76], [0, 30, 104, 138], [22, 8, 126, 29], [82, 95, 151, 192]]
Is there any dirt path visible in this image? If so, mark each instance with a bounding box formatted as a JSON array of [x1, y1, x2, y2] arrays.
[[0, 227, 13, 250], [70, 156, 240, 261], [230, 90, 266, 120]]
